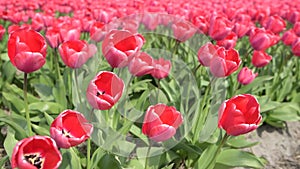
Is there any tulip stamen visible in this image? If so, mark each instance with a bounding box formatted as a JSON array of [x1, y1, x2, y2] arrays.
[[96, 91, 105, 96], [24, 153, 44, 169], [62, 129, 72, 138]]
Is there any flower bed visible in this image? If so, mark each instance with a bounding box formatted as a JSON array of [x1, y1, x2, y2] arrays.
[[0, 0, 299, 168]]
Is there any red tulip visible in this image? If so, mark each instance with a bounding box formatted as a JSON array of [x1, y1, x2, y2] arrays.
[[281, 29, 297, 46], [237, 67, 258, 85], [45, 27, 62, 48], [128, 52, 154, 77], [261, 15, 286, 34], [197, 42, 218, 67], [151, 58, 172, 79], [58, 40, 97, 69], [252, 50, 272, 67], [102, 30, 145, 68], [50, 110, 93, 149], [218, 94, 262, 136], [86, 71, 124, 110], [59, 23, 81, 42], [192, 15, 208, 34], [209, 14, 233, 40], [172, 21, 196, 42], [210, 47, 241, 77], [293, 22, 300, 36], [142, 103, 183, 142], [90, 22, 106, 42], [8, 28, 47, 73], [292, 38, 300, 57], [8, 24, 31, 34], [11, 136, 62, 169], [232, 22, 251, 38], [216, 32, 237, 49], [0, 24, 5, 41], [249, 28, 279, 51]]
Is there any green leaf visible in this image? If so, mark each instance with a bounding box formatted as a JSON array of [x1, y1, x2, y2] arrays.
[[90, 147, 105, 169], [2, 92, 24, 113], [236, 76, 273, 94], [32, 124, 50, 136], [196, 144, 218, 169], [0, 155, 9, 168], [226, 135, 259, 148], [59, 148, 82, 169], [3, 128, 18, 159], [33, 84, 54, 101], [28, 102, 64, 114], [2, 61, 16, 83], [0, 115, 27, 139], [98, 154, 122, 169], [216, 149, 266, 168], [53, 79, 68, 109]]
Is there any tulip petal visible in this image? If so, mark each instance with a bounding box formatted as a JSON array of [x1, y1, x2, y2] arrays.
[[149, 124, 176, 142]]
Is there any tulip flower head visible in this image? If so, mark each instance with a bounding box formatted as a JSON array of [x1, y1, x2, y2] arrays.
[[11, 136, 62, 169], [142, 103, 183, 142], [8, 28, 47, 73], [86, 71, 125, 110], [237, 67, 258, 85], [50, 110, 93, 149], [218, 94, 262, 136]]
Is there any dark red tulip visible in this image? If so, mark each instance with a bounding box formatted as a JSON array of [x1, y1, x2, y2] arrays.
[[128, 52, 154, 77], [210, 47, 241, 77], [86, 71, 124, 110], [102, 30, 145, 68], [0, 24, 5, 41], [151, 58, 172, 79], [281, 29, 297, 46], [237, 67, 258, 85], [142, 103, 183, 142], [8, 28, 47, 73], [292, 38, 300, 57], [58, 40, 97, 69], [252, 50, 272, 67], [11, 136, 62, 169], [249, 28, 279, 51], [218, 94, 262, 136], [50, 110, 93, 149], [292, 22, 300, 36]]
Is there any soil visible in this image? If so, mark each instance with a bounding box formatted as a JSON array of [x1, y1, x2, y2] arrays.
[[241, 121, 300, 169]]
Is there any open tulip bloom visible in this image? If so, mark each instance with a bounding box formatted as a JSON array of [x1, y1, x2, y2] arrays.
[[50, 110, 93, 149], [86, 71, 125, 110], [142, 103, 183, 142], [11, 136, 62, 169]]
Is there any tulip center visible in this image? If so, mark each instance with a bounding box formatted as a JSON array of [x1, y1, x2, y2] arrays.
[[62, 129, 73, 138], [24, 153, 44, 169], [96, 91, 105, 96]]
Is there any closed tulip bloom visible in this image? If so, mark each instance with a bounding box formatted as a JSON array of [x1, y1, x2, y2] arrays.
[[218, 94, 262, 136], [262, 15, 286, 34], [128, 52, 154, 77], [58, 40, 97, 69], [45, 27, 62, 48], [59, 23, 81, 42], [102, 30, 145, 68], [210, 47, 241, 77], [293, 22, 300, 36], [86, 71, 124, 110], [197, 42, 218, 67], [172, 21, 196, 42], [151, 58, 172, 79], [0, 24, 5, 41], [90, 22, 106, 42], [8, 28, 47, 73], [216, 32, 238, 49], [142, 103, 183, 142], [281, 29, 297, 46], [50, 110, 93, 149], [209, 14, 233, 40], [237, 67, 258, 85], [292, 38, 300, 57], [249, 28, 279, 51], [252, 51, 272, 67], [11, 136, 62, 169]]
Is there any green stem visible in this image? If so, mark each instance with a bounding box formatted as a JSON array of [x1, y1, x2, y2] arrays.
[[207, 133, 230, 169], [144, 141, 152, 169], [24, 73, 33, 136], [86, 138, 91, 169], [54, 48, 61, 80]]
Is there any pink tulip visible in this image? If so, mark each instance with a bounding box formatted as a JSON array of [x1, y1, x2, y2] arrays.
[[252, 50, 272, 67], [237, 67, 258, 85], [197, 42, 218, 67]]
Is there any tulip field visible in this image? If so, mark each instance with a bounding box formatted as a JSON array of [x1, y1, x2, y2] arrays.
[[1, 0, 300, 168]]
